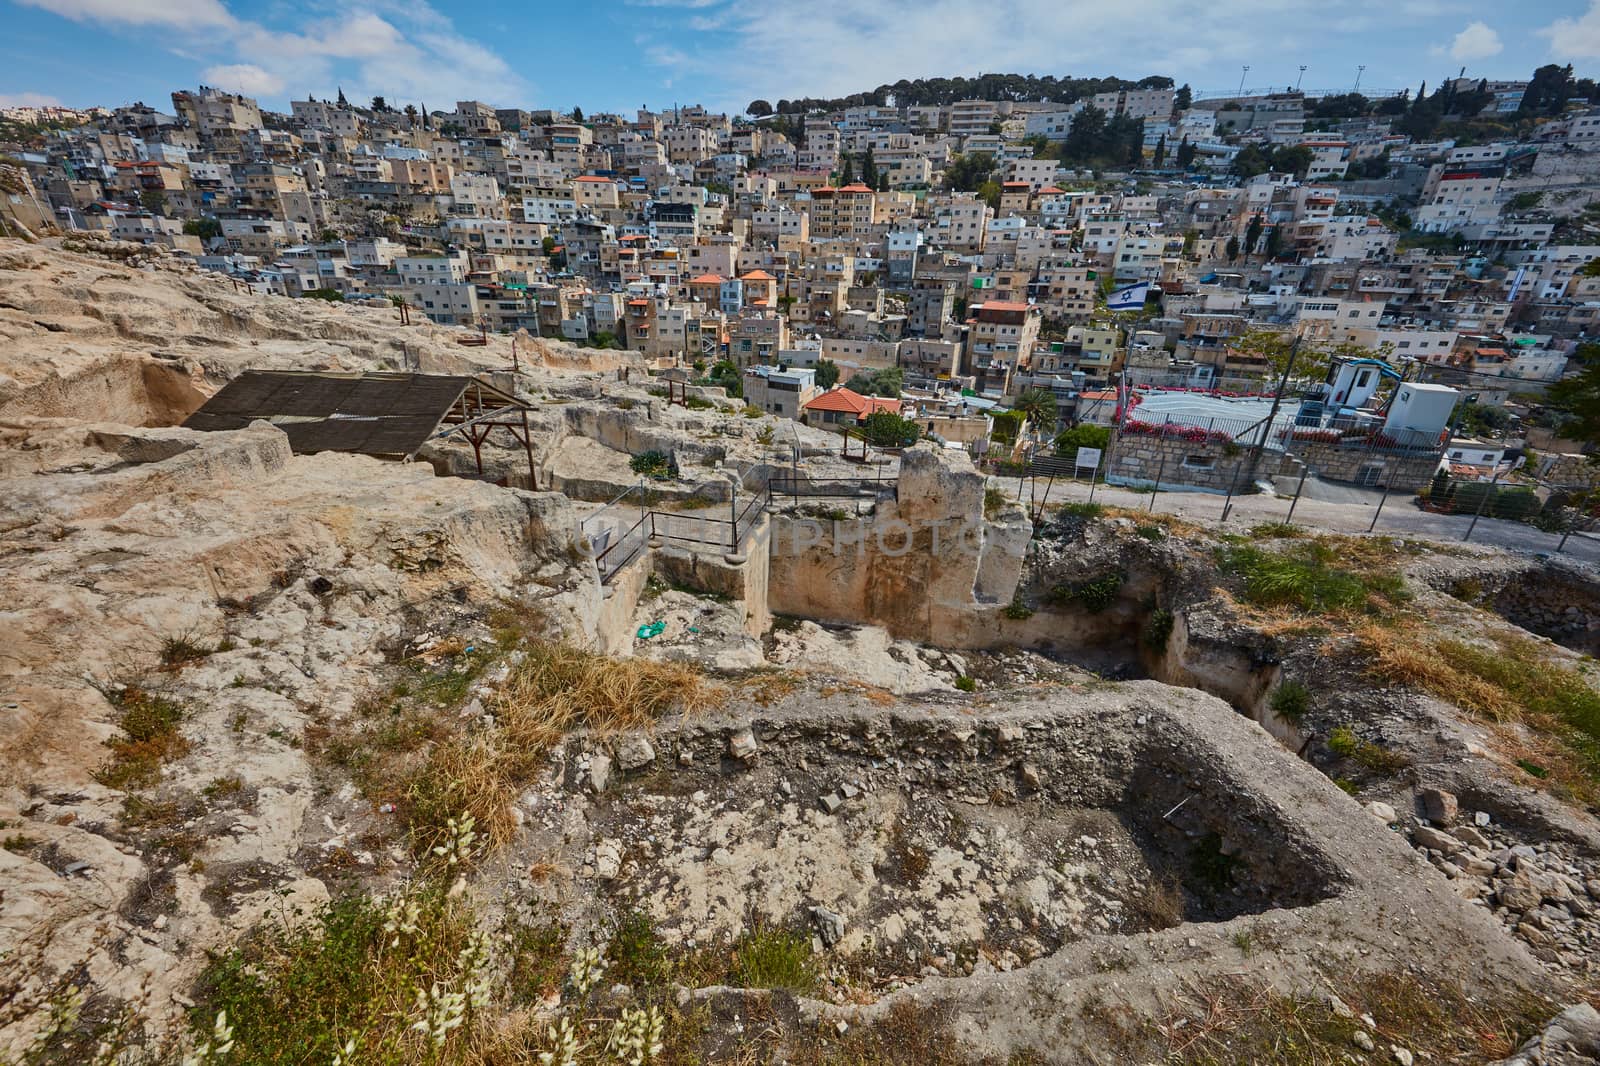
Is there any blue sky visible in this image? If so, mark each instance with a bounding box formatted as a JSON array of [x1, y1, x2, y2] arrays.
[[3, 0, 1599, 117]]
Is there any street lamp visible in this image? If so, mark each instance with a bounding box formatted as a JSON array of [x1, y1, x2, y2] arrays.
[[1239, 65, 1251, 95], [1297, 65, 1307, 91], [1354, 65, 1366, 92]]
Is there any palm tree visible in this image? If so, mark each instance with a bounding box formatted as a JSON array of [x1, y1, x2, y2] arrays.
[[1013, 387, 1058, 436]]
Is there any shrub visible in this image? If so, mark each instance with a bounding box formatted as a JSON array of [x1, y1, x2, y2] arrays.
[[861, 410, 921, 448], [954, 675, 977, 692], [1143, 607, 1175, 650], [984, 487, 1008, 518], [1049, 572, 1123, 612], [1326, 725, 1409, 775], [1270, 679, 1312, 722], [629, 450, 673, 478], [1053, 423, 1111, 457], [1003, 594, 1035, 621], [1057, 501, 1104, 520], [94, 686, 188, 789]]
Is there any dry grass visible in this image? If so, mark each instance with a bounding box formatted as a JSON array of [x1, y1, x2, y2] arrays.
[[1356, 624, 1600, 803], [1161, 971, 1547, 1065], [408, 643, 721, 853]]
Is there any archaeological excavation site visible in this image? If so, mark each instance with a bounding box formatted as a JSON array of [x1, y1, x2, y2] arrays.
[[4, 238, 1600, 1065]]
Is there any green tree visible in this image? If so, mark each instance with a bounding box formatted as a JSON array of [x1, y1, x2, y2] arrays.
[[1174, 83, 1193, 112], [977, 180, 1002, 212], [183, 217, 221, 241], [815, 359, 840, 388], [1013, 387, 1058, 432], [1230, 145, 1271, 179], [1263, 223, 1284, 261], [571, 106, 584, 122], [1244, 215, 1264, 259], [370, 96, 388, 112], [1053, 423, 1111, 456], [1225, 236, 1241, 263], [1545, 362, 1600, 451], [1152, 135, 1167, 167], [138, 189, 166, 215], [746, 99, 774, 117], [1063, 105, 1108, 164], [849, 366, 904, 397], [861, 410, 921, 447], [862, 147, 878, 188], [838, 154, 855, 185], [1175, 136, 1196, 169]]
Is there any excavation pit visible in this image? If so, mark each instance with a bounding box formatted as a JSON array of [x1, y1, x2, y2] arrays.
[[521, 682, 1357, 989]]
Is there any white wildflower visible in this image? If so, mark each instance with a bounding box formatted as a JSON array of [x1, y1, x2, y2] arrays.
[[568, 946, 606, 999], [457, 927, 495, 1012], [431, 813, 477, 868], [605, 1005, 665, 1065], [410, 981, 466, 1050], [537, 1016, 582, 1066], [382, 887, 422, 949], [180, 1010, 234, 1065]]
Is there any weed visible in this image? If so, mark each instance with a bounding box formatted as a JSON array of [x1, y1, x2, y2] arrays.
[[1134, 523, 1166, 541], [1269, 679, 1311, 723], [160, 633, 215, 669], [984, 487, 1009, 519], [1049, 572, 1124, 613], [954, 675, 977, 692], [729, 925, 817, 992], [756, 425, 775, 445], [1516, 758, 1550, 779], [1003, 594, 1035, 621], [684, 395, 715, 411], [1057, 501, 1104, 520], [1143, 608, 1175, 651], [506, 918, 569, 1005], [1248, 521, 1304, 539], [3, 833, 39, 852], [1218, 543, 1407, 615], [742, 405, 763, 418], [202, 775, 246, 802], [1334, 778, 1360, 795], [93, 685, 188, 789], [1231, 930, 1254, 956], [1449, 577, 1484, 603], [1326, 725, 1410, 776]]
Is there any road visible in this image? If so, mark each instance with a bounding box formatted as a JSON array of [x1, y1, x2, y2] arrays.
[[997, 474, 1600, 565]]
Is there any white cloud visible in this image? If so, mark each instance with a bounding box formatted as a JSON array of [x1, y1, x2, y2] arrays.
[[0, 92, 65, 108], [657, 0, 1309, 107], [1540, 0, 1600, 59], [14, 0, 234, 29], [201, 63, 285, 97], [1448, 21, 1503, 61]]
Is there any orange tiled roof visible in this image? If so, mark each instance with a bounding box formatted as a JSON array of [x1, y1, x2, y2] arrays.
[[574, 175, 612, 183], [739, 269, 776, 281], [689, 273, 725, 284], [804, 387, 902, 416]]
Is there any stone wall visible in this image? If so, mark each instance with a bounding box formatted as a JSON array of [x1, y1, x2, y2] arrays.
[[1284, 440, 1441, 492], [766, 445, 1031, 646], [1106, 433, 1243, 493]]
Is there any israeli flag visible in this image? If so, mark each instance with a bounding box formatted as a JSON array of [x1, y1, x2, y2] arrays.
[[1106, 281, 1151, 311]]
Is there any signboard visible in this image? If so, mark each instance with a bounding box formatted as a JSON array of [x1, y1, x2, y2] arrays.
[[1075, 447, 1103, 471]]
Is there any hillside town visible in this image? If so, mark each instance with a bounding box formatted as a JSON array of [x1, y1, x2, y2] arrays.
[[11, 55, 1600, 1066], [7, 70, 1600, 513]]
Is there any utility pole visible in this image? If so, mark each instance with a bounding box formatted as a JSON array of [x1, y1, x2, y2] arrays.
[[1239, 66, 1251, 95], [1297, 66, 1308, 91], [1241, 336, 1302, 487]]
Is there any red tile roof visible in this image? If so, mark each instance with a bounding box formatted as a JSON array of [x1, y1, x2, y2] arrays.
[[688, 273, 725, 284], [739, 269, 776, 281], [574, 175, 612, 183], [977, 300, 1032, 313], [804, 386, 901, 417], [838, 182, 873, 193]]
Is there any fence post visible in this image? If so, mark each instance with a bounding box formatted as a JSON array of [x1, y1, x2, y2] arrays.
[[1285, 462, 1311, 525], [1368, 481, 1391, 533], [1221, 458, 1245, 522], [1462, 465, 1505, 543], [1149, 452, 1165, 512]]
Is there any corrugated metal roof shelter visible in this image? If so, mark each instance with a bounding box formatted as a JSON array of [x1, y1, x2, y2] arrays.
[[183, 370, 538, 486]]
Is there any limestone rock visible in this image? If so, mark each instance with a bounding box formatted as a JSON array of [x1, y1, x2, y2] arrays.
[[1419, 788, 1458, 825], [614, 734, 656, 772]]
